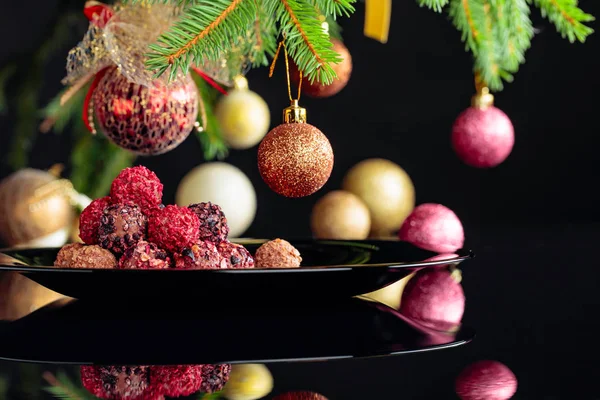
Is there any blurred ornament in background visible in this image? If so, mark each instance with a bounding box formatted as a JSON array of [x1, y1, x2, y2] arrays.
[[92, 66, 199, 155], [455, 360, 518, 400], [310, 190, 371, 239], [176, 162, 256, 238], [0, 272, 66, 321], [399, 203, 464, 253], [342, 158, 415, 237], [223, 363, 274, 400], [273, 392, 328, 400], [400, 268, 465, 331], [0, 167, 78, 248], [215, 75, 271, 149], [452, 79, 514, 168], [291, 36, 352, 98]]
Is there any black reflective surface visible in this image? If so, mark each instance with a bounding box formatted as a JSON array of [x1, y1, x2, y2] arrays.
[[0, 297, 474, 366], [0, 240, 473, 304]]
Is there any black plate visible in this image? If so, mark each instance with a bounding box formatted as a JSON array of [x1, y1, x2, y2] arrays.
[[0, 297, 475, 365], [0, 239, 473, 304]]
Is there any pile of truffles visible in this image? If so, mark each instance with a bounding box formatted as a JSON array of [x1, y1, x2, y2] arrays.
[[54, 166, 302, 270]]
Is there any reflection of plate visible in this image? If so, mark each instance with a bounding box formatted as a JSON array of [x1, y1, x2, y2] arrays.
[[0, 298, 475, 365], [0, 240, 473, 304]]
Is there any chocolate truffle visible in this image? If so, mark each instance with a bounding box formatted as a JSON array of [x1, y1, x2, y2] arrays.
[[255, 239, 301, 268], [98, 203, 147, 255], [118, 240, 171, 269], [188, 202, 230, 243], [217, 241, 255, 269], [199, 364, 232, 393], [174, 240, 222, 269], [54, 243, 117, 269]]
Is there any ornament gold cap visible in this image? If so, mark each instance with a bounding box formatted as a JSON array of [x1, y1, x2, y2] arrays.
[[471, 86, 494, 109], [283, 99, 307, 123], [233, 75, 248, 90]]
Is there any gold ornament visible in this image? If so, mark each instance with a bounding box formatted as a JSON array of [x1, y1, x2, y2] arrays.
[[223, 364, 274, 400], [257, 41, 334, 198], [0, 168, 77, 248], [364, 0, 392, 43], [359, 273, 415, 310], [342, 158, 415, 236], [310, 190, 371, 240], [0, 272, 67, 321], [215, 75, 271, 149]]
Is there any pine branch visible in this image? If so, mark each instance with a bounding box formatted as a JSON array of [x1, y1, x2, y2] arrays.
[[145, 0, 258, 82], [43, 371, 96, 400], [325, 15, 343, 41], [313, 0, 356, 18], [501, 0, 533, 72], [533, 0, 594, 42], [275, 0, 341, 84], [418, 0, 449, 13]]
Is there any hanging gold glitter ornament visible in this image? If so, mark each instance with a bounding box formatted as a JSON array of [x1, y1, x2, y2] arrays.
[[215, 75, 271, 150], [0, 166, 78, 248], [257, 41, 334, 198]]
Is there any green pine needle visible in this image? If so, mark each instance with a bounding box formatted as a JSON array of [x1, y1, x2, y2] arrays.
[[43, 370, 97, 400], [313, 0, 356, 18], [325, 15, 343, 41], [534, 0, 594, 42], [418, 0, 450, 13], [41, 82, 90, 134]]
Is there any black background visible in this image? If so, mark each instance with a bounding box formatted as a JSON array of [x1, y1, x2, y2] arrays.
[[1, 0, 600, 399]]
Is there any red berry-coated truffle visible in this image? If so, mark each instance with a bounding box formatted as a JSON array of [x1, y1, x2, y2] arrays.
[[188, 202, 229, 243], [217, 241, 255, 269], [173, 240, 222, 269], [81, 365, 150, 400], [79, 196, 112, 245], [118, 240, 171, 269], [400, 269, 465, 331], [148, 205, 200, 253], [273, 392, 329, 400], [455, 360, 517, 400], [98, 203, 147, 255], [399, 203, 464, 253], [110, 166, 163, 213], [149, 365, 203, 398], [199, 364, 232, 393]]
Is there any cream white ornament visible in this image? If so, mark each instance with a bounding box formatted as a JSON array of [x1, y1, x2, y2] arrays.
[[215, 76, 271, 149], [176, 162, 257, 238], [223, 364, 274, 400]]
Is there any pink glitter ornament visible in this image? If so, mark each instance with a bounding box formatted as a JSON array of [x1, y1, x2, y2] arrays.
[[451, 86, 514, 168], [455, 360, 517, 400], [399, 203, 464, 253], [400, 269, 465, 330]]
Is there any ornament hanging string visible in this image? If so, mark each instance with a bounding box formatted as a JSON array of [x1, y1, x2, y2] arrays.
[[269, 40, 303, 102]]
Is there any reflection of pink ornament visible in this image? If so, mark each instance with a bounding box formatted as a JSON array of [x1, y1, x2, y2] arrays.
[[400, 269, 465, 330], [274, 392, 329, 400], [399, 203, 464, 253], [455, 360, 518, 400], [425, 253, 459, 262], [452, 106, 514, 168]]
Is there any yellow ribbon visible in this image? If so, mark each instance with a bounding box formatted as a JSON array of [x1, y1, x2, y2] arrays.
[[364, 0, 392, 43]]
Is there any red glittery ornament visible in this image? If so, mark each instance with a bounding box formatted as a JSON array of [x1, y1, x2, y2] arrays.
[[400, 269, 465, 330], [455, 360, 518, 400], [273, 391, 329, 400], [452, 99, 514, 168], [148, 205, 200, 253], [93, 67, 198, 155], [110, 166, 164, 213], [79, 196, 111, 245], [399, 203, 464, 253], [257, 116, 334, 198]]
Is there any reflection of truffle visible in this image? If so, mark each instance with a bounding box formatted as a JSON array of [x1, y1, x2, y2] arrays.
[[217, 241, 255, 269], [174, 241, 222, 269], [110, 166, 164, 213], [118, 240, 171, 269], [98, 203, 147, 255], [54, 243, 117, 269], [81, 365, 150, 399], [148, 205, 200, 253], [79, 196, 111, 245], [149, 365, 203, 398], [273, 392, 329, 400], [200, 364, 232, 393], [255, 239, 301, 268], [188, 202, 229, 243]]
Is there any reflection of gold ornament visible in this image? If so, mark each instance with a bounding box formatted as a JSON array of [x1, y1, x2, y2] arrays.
[[175, 162, 256, 238], [0, 272, 66, 320], [310, 190, 371, 240], [0, 168, 77, 248], [223, 364, 274, 400], [215, 76, 271, 149], [359, 273, 415, 309], [342, 158, 415, 236]]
